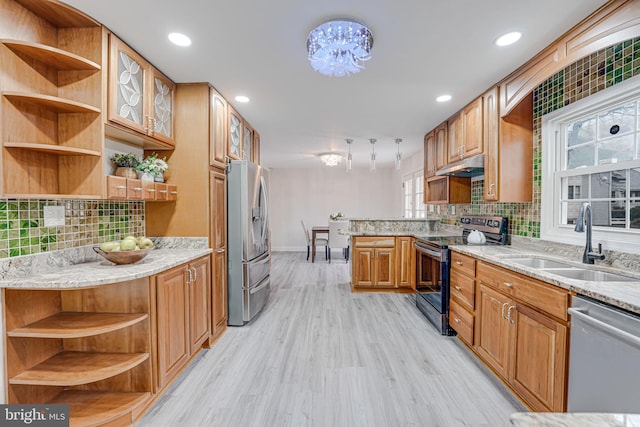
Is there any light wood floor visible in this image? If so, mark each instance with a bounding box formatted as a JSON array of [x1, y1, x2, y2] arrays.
[[137, 252, 523, 426]]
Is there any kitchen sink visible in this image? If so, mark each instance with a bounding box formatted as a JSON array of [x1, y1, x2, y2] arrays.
[[507, 258, 574, 269], [545, 268, 637, 282]]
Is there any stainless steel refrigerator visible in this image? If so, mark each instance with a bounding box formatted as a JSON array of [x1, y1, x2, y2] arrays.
[[227, 160, 271, 326]]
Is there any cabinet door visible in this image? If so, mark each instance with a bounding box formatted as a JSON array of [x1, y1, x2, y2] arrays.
[[188, 257, 210, 355], [353, 248, 375, 287], [156, 265, 189, 389], [395, 237, 414, 288], [475, 284, 512, 379], [461, 97, 483, 158], [424, 131, 436, 178], [374, 248, 395, 287], [108, 35, 148, 135], [210, 170, 228, 335], [510, 303, 567, 412], [242, 121, 253, 162], [252, 131, 261, 165], [447, 113, 462, 163], [210, 88, 228, 168], [149, 68, 175, 145], [228, 106, 243, 160], [483, 87, 499, 201], [434, 122, 448, 171]]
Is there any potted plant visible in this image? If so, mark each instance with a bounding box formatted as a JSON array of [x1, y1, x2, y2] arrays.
[[137, 153, 168, 182], [111, 153, 141, 179]]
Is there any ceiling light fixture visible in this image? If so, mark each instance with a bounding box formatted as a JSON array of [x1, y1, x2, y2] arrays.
[[306, 19, 374, 77], [345, 139, 353, 172], [395, 138, 403, 171], [168, 32, 191, 47], [320, 153, 342, 167], [369, 139, 376, 172], [436, 94, 452, 103], [235, 95, 250, 103], [495, 31, 521, 47]]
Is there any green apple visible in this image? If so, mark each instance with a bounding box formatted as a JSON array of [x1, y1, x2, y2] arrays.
[[139, 238, 154, 249], [120, 238, 137, 251], [99, 241, 119, 252]]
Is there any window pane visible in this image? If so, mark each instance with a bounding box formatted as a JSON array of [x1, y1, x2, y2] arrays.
[[561, 201, 584, 225], [591, 172, 612, 198], [561, 175, 588, 199], [609, 200, 626, 228], [631, 200, 640, 229], [631, 168, 640, 198], [567, 144, 595, 169], [598, 135, 634, 164], [610, 170, 627, 198], [567, 117, 596, 146], [591, 200, 612, 226], [597, 103, 635, 140]]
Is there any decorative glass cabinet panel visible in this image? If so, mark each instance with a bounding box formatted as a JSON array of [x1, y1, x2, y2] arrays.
[[243, 123, 252, 161], [228, 108, 242, 160]]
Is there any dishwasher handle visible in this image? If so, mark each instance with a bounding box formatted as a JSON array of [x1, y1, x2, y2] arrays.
[[569, 307, 640, 349]]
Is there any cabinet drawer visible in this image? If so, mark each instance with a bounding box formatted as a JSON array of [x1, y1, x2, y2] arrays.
[[450, 299, 474, 345], [155, 183, 168, 201], [477, 262, 569, 321], [354, 236, 395, 247], [127, 179, 144, 200], [167, 184, 178, 201], [451, 252, 476, 276], [450, 270, 475, 311], [106, 175, 127, 199]]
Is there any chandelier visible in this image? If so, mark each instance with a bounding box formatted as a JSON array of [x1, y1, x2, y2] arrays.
[[306, 19, 374, 77], [320, 153, 342, 167]]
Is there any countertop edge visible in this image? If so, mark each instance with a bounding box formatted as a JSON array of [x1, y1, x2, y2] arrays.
[[0, 248, 213, 289]]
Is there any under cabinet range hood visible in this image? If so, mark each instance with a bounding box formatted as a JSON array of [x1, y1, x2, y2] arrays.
[[436, 154, 484, 177]]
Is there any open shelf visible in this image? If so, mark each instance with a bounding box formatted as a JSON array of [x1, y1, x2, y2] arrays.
[[15, 0, 99, 28], [9, 351, 149, 386], [48, 391, 150, 427], [1, 39, 101, 71], [7, 312, 148, 338], [3, 92, 101, 114], [4, 142, 101, 157]]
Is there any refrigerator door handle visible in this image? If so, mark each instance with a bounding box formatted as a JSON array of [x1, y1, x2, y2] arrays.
[[249, 276, 270, 294], [260, 174, 269, 245]]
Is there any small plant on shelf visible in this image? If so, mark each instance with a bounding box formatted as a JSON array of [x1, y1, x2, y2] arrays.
[[111, 153, 141, 179], [137, 153, 168, 182]]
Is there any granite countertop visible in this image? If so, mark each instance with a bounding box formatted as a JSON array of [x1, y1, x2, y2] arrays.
[[451, 244, 640, 315], [510, 412, 640, 426], [0, 238, 212, 289]]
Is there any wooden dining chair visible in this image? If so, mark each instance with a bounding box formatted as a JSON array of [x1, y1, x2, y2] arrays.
[[301, 220, 328, 261]]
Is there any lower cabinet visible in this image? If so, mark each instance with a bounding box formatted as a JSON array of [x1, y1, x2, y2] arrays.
[[156, 255, 210, 389], [474, 260, 569, 412], [352, 236, 416, 289]]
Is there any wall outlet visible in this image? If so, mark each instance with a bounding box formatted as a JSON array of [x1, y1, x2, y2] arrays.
[[429, 205, 435, 213], [43, 206, 65, 227], [451, 206, 456, 215]]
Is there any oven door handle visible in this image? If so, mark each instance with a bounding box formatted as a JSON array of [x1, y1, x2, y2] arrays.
[[416, 243, 443, 260]]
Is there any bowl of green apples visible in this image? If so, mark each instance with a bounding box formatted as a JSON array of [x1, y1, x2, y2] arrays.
[[94, 235, 154, 265]]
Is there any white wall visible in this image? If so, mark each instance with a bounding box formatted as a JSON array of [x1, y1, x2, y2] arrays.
[[269, 167, 401, 251]]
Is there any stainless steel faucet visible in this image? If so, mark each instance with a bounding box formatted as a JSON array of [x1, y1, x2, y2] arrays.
[[574, 202, 605, 264]]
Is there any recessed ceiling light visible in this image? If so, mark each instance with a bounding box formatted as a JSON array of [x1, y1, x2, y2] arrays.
[[235, 95, 250, 103], [168, 32, 191, 47], [436, 94, 452, 103], [495, 31, 521, 47]]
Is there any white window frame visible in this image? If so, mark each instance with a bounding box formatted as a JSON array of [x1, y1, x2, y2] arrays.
[[402, 170, 425, 218], [541, 74, 640, 254]]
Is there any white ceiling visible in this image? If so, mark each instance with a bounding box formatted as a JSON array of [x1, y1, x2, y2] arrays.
[[62, 0, 609, 169]]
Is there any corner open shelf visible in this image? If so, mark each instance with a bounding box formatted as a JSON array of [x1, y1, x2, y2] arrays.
[[7, 312, 148, 338], [3, 92, 101, 114], [4, 142, 101, 157], [48, 391, 151, 427], [1, 39, 101, 71]]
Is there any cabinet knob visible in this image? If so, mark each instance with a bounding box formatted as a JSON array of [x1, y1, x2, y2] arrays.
[[454, 285, 462, 291], [116, 185, 127, 189], [455, 261, 463, 265], [501, 302, 508, 319], [454, 318, 461, 324], [507, 305, 516, 323], [216, 248, 225, 253], [503, 282, 513, 288], [191, 267, 197, 282]]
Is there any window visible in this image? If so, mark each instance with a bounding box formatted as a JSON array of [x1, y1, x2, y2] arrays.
[[402, 170, 425, 218], [542, 76, 640, 252]]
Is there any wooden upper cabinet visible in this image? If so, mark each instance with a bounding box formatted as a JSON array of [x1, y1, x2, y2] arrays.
[[107, 34, 175, 147], [242, 121, 253, 162], [447, 113, 463, 163], [424, 131, 436, 178], [434, 122, 448, 171], [209, 87, 228, 168], [499, 0, 640, 115], [483, 86, 500, 201], [461, 97, 483, 158], [227, 105, 243, 160], [253, 131, 261, 165]]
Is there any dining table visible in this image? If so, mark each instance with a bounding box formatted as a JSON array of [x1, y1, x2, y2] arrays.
[[311, 225, 329, 263]]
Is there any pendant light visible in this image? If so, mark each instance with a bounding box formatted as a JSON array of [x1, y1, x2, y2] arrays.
[[369, 139, 376, 172], [345, 139, 353, 172], [395, 138, 403, 171]]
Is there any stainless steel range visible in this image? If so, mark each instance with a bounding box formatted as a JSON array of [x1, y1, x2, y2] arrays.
[[415, 216, 509, 335]]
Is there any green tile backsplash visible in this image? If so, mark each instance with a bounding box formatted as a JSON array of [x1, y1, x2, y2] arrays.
[[430, 37, 640, 239], [0, 200, 145, 258]]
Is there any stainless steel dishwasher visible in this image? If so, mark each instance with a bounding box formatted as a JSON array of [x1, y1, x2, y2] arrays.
[[567, 295, 640, 412]]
